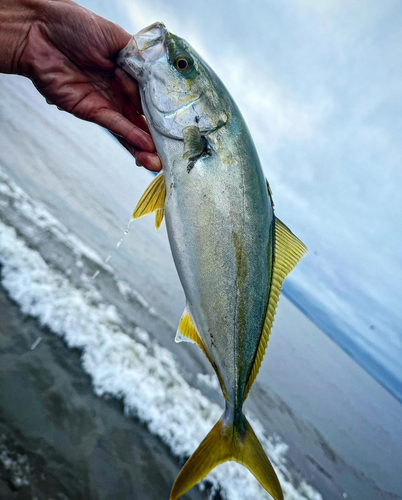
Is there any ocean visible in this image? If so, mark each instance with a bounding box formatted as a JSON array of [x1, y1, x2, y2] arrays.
[[0, 73, 401, 499]]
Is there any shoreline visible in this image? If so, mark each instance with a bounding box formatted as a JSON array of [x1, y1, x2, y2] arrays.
[[0, 282, 206, 500], [1, 73, 401, 500]]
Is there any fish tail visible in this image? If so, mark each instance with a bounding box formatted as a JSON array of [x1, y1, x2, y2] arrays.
[[169, 407, 283, 500]]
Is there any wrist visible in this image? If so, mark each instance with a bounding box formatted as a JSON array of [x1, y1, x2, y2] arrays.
[[0, 0, 48, 74]]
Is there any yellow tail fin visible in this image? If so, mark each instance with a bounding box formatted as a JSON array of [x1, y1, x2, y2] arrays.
[[170, 411, 283, 500]]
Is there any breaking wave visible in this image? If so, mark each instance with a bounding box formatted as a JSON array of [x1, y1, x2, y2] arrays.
[[0, 167, 322, 500]]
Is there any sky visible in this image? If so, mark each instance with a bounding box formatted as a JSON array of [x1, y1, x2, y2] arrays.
[[82, 0, 402, 402]]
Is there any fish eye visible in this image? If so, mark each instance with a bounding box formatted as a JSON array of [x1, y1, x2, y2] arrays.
[[175, 56, 191, 71]]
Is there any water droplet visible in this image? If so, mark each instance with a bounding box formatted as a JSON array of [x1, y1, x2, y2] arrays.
[[115, 218, 133, 249], [91, 270, 100, 280], [105, 255, 112, 263], [30, 336, 42, 350], [124, 220, 133, 236]]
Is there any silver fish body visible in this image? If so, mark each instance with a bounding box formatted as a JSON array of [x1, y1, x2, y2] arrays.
[[118, 22, 306, 500], [164, 114, 274, 408]]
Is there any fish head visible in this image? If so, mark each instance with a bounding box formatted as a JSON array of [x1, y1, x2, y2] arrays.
[[118, 23, 228, 139]]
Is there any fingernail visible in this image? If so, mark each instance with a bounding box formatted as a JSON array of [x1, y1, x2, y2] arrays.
[[150, 155, 162, 171]]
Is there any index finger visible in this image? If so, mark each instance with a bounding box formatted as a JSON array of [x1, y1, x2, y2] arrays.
[[93, 107, 155, 152], [115, 68, 143, 114]]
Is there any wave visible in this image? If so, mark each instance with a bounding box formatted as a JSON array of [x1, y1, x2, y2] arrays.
[[0, 167, 322, 500]]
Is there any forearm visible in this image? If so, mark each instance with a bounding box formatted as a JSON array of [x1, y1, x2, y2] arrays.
[[0, 0, 159, 168], [0, 0, 45, 74]]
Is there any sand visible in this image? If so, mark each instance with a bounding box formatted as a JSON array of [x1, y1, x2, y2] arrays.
[[0, 283, 206, 500]]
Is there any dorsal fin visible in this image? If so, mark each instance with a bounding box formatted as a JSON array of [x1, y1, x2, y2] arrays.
[[244, 217, 308, 398], [132, 172, 166, 230], [176, 307, 229, 401]]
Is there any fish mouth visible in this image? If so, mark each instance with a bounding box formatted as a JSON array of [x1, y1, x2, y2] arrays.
[[117, 22, 167, 80], [134, 22, 167, 52]]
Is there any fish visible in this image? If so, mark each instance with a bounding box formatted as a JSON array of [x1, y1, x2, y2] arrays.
[[118, 22, 307, 500]]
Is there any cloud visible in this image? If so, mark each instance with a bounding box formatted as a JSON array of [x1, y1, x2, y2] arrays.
[[119, 0, 333, 150], [91, 0, 402, 396]]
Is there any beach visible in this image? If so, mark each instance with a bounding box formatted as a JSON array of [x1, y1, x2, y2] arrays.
[[1, 73, 401, 500], [0, 283, 205, 500]]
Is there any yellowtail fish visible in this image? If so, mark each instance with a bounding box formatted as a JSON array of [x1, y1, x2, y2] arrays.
[[118, 22, 307, 500]]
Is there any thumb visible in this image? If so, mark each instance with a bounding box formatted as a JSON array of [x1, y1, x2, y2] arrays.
[[96, 16, 131, 59]]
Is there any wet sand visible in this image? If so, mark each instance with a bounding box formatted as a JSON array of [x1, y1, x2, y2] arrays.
[[0, 283, 206, 500]]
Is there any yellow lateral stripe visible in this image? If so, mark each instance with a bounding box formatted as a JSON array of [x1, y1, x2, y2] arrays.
[[178, 311, 229, 401], [244, 217, 307, 399], [132, 173, 166, 219]]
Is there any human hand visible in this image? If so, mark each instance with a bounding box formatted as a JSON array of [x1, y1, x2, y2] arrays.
[[15, 0, 161, 171]]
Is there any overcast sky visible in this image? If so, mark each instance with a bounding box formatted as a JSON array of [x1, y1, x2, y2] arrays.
[[83, 0, 402, 401]]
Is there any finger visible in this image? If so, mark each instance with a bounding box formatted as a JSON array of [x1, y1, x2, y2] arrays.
[[114, 69, 152, 138], [115, 67, 143, 113], [135, 151, 162, 172], [117, 136, 162, 172], [122, 98, 151, 134], [133, 112, 151, 134], [93, 108, 155, 152]]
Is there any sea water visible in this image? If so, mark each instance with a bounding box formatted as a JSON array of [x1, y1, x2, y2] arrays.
[[0, 73, 401, 500]]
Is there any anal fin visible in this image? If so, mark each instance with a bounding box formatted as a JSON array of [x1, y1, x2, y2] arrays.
[[176, 306, 229, 401], [132, 172, 166, 230], [175, 308, 200, 345], [245, 217, 308, 398]]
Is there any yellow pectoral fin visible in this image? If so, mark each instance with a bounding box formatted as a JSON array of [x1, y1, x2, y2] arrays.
[[132, 172, 166, 230], [245, 217, 308, 398], [176, 307, 229, 401]]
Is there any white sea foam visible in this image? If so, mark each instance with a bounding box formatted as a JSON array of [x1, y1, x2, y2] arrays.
[[197, 372, 221, 392], [0, 168, 109, 270], [0, 436, 31, 488], [0, 167, 156, 319], [116, 276, 156, 314], [0, 173, 323, 500]]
